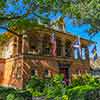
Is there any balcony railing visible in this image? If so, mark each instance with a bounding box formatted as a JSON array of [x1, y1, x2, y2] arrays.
[[22, 53, 73, 62]]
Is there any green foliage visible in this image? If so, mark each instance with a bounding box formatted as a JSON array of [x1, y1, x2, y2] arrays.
[[25, 74, 100, 99], [25, 74, 66, 99], [62, 95, 68, 100], [67, 85, 95, 100], [0, 86, 31, 100], [25, 76, 45, 96], [71, 74, 99, 86], [66, 74, 100, 100], [0, 74, 100, 100], [6, 93, 15, 100], [43, 74, 66, 99], [6, 92, 25, 100], [14, 96, 24, 100], [0, 0, 99, 35]]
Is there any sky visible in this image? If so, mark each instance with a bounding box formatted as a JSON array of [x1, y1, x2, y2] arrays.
[[0, 2, 100, 58]]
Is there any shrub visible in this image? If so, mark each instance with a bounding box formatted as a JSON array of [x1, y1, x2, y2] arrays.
[[6, 93, 16, 100], [43, 74, 66, 99], [0, 74, 99, 100], [25, 76, 45, 96], [62, 95, 68, 100], [72, 73, 99, 86]]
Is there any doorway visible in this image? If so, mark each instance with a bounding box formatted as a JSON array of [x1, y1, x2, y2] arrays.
[[60, 67, 70, 85]]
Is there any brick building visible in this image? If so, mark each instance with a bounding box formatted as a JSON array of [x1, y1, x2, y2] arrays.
[[0, 25, 93, 89]]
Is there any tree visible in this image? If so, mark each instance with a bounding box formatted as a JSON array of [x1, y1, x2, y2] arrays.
[[0, 0, 99, 37]]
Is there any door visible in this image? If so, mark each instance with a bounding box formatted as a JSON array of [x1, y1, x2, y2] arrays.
[[60, 67, 69, 85]]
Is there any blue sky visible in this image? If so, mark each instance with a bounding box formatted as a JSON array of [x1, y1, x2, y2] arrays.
[[0, 3, 100, 58]]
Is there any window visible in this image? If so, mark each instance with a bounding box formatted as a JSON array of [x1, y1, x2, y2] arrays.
[[65, 48, 70, 57], [29, 35, 39, 55], [42, 36, 50, 55], [31, 69, 35, 76], [82, 48, 86, 60], [44, 47, 50, 55], [65, 40, 71, 57], [57, 47, 62, 56], [44, 69, 49, 77], [56, 39, 62, 56], [31, 69, 37, 76], [74, 48, 79, 59]]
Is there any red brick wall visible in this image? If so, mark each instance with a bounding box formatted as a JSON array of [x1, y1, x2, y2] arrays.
[[0, 59, 5, 84], [22, 56, 59, 87], [71, 59, 90, 79], [1, 57, 23, 89]]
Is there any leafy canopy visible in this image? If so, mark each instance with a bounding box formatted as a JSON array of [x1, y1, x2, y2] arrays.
[[0, 0, 99, 36]]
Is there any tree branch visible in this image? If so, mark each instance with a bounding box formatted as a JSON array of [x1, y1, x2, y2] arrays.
[[0, 15, 25, 20]]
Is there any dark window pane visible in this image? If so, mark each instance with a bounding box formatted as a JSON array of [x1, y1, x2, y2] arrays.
[[44, 70, 48, 77], [31, 69, 35, 75]]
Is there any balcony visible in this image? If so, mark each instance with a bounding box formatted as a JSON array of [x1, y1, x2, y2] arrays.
[[22, 53, 73, 62]]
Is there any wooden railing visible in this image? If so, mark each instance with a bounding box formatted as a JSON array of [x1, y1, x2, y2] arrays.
[[23, 53, 73, 62]]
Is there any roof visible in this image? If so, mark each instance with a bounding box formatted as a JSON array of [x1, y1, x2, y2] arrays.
[[29, 25, 95, 46], [2, 25, 95, 46]]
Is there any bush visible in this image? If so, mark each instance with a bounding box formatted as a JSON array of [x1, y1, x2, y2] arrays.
[[0, 86, 32, 100], [25, 76, 45, 96], [6, 93, 16, 100], [67, 74, 100, 100], [0, 74, 99, 100], [72, 74, 99, 86], [43, 74, 66, 99]]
